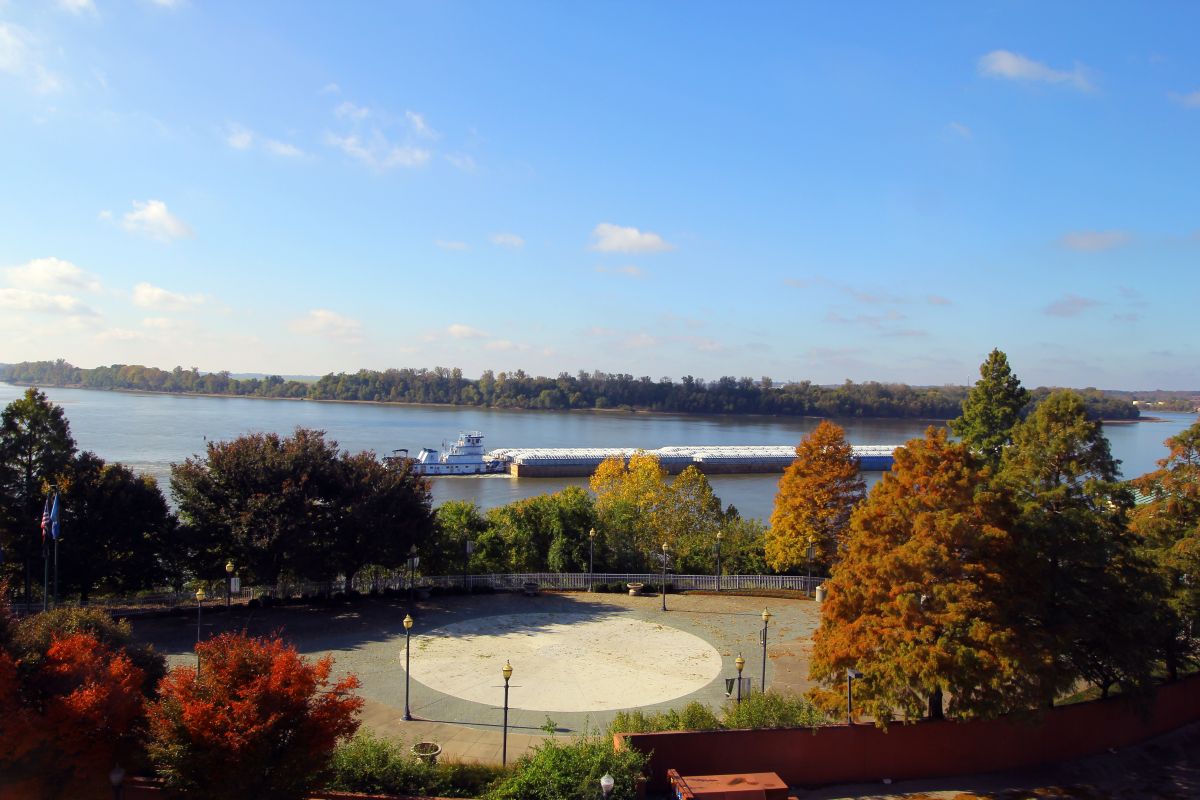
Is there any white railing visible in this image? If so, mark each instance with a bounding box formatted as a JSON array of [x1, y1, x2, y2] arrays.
[[345, 571, 823, 596]]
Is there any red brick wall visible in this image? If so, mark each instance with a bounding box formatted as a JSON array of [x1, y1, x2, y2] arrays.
[[617, 674, 1200, 791]]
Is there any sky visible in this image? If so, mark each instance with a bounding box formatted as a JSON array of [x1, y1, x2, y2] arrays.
[[1, 1, 1198, 390]]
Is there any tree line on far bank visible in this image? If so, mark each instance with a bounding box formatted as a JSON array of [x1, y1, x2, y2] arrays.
[[1, 358, 1140, 419]]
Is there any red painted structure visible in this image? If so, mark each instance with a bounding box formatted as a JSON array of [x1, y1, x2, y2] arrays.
[[618, 674, 1200, 792]]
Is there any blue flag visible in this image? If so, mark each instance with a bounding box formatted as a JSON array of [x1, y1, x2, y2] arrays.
[[50, 493, 61, 541]]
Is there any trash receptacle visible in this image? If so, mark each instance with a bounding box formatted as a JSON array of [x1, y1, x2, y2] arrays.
[[815, 584, 827, 602]]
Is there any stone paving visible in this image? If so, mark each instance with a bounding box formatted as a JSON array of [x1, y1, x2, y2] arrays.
[[129, 590, 821, 764]]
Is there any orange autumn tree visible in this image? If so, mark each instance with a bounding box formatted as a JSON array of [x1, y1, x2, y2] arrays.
[[0, 602, 148, 800], [809, 427, 1038, 725], [766, 420, 864, 572], [147, 631, 363, 800]]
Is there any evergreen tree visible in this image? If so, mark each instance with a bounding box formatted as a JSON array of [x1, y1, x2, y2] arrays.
[[766, 421, 865, 573], [1000, 390, 1160, 703], [0, 388, 76, 606], [951, 349, 1030, 465]]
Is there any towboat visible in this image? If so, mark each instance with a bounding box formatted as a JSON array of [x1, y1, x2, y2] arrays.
[[411, 431, 506, 475]]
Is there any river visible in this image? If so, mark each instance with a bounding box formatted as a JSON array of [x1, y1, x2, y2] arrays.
[[1, 382, 1194, 522]]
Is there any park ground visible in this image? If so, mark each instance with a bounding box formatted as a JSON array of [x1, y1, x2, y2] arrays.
[[128, 591, 1199, 799]]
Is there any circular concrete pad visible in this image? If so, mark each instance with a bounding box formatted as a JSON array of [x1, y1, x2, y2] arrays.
[[410, 612, 722, 712]]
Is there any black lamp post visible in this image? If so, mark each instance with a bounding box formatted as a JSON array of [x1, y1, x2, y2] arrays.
[[225, 560, 234, 610], [715, 530, 723, 592], [402, 613, 414, 721], [760, 608, 772, 693], [588, 527, 596, 592], [735, 654, 745, 704], [846, 668, 862, 724], [194, 587, 205, 675], [407, 545, 418, 610], [501, 660, 513, 766], [660, 542, 669, 612]]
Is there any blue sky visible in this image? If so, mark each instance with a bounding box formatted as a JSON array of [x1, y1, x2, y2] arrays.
[[1, 1, 1197, 389]]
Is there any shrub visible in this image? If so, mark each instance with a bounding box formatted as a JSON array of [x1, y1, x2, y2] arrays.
[[721, 690, 828, 729], [485, 732, 647, 800], [16, 605, 166, 693], [146, 631, 362, 799], [326, 732, 506, 798], [608, 701, 720, 734]]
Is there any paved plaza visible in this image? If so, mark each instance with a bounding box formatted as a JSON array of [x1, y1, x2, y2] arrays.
[[130, 590, 821, 763]]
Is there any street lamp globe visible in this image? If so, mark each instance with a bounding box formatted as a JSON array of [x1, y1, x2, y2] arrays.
[[761, 608, 772, 624], [195, 588, 205, 602], [600, 773, 615, 797], [589, 527, 596, 540], [403, 613, 414, 631], [225, 560, 234, 575], [735, 654, 745, 673], [502, 660, 513, 681]]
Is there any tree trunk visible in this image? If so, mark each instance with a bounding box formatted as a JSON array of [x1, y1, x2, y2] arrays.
[[928, 686, 944, 720]]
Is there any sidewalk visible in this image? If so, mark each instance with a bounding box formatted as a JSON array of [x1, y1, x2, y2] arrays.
[[359, 698, 547, 764]]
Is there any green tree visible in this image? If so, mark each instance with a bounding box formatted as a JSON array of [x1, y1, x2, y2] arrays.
[[425, 500, 490, 577], [809, 428, 1037, 724], [1000, 390, 1161, 703], [950, 349, 1030, 466], [56, 452, 176, 602], [590, 453, 670, 570], [0, 388, 76, 607], [661, 467, 725, 574], [766, 421, 864, 573]]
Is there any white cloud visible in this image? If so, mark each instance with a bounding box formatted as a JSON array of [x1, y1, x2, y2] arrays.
[[447, 323, 486, 339], [590, 223, 675, 253], [0, 288, 97, 315], [1060, 230, 1131, 252], [490, 232, 524, 248], [225, 123, 254, 150], [132, 282, 205, 310], [58, 0, 97, 15], [596, 265, 644, 278], [320, 82, 341, 95], [978, 50, 1092, 91], [121, 200, 194, 241], [5, 257, 100, 292], [326, 133, 430, 169], [435, 240, 469, 251], [95, 327, 145, 342], [148, 0, 184, 7], [484, 339, 515, 351], [1045, 293, 1099, 317], [335, 101, 370, 121], [623, 333, 659, 349], [288, 309, 364, 343], [141, 316, 182, 330], [1169, 90, 1200, 108], [445, 153, 476, 172], [947, 121, 972, 139], [406, 110, 436, 138], [263, 139, 303, 157], [0, 22, 62, 94]]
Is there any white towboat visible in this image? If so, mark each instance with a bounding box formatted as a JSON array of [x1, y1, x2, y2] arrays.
[[411, 431, 505, 475]]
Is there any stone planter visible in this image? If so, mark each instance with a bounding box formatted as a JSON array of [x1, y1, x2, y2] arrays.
[[627, 582, 644, 596], [411, 741, 442, 765]]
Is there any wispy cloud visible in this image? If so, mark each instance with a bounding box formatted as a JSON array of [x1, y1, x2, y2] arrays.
[[1169, 90, 1200, 108], [406, 110, 437, 138], [132, 282, 206, 310], [326, 132, 430, 169], [120, 200, 194, 241], [263, 139, 303, 157], [1045, 294, 1099, 317], [327, 102, 438, 170], [447, 323, 487, 339], [288, 309, 363, 343], [5, 257, 100, 292], [224, 123, 254, 150], [978, 50, 1092, 92], [1060, 230, 1131, 252], [0, 22, 63, 94], [490, 232, 524, 248], [224, 123, 303, 157], [335, 101, 370, 121], [320, 82, 341, 95], [435, 239, 469, 251], [947, 121, 972, 139], [445, 153, 476, 172], [0, 288, 97, 316], [596, 265, 644, 278], [590, 223, 675, 253], [926, 294, 952, 306], [57, 0, 97, 15]]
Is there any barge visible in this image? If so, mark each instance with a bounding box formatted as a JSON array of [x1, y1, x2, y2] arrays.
[[411, 432, 896, 477]]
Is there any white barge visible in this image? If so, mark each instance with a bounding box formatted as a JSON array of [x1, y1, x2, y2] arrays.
[[410, 432, 896, 477]]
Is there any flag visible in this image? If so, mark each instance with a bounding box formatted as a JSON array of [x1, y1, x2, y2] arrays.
[[41, 494, 52, 544], [50, 493, 61, 541]]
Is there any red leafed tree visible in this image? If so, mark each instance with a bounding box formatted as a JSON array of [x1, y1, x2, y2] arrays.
[[0, 625, 146, 800], [146, 631, 363, 800]]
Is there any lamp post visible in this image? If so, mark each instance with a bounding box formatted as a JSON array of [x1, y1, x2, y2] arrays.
[[660, 542, 669, 612], [195, 587, 206, 674], [402, 614, 414, 721], [225, 560, 234, 610], [463, 539, 474, 592], [760, 608, 772, 693], [407, 545, 418, 610], [846, 668, 862, 725], [600, 772, 615, 797], [109, 764, 126, 800], [501, 660, 513, 766], [806, 540, 814, 598], [588, 528, 596, 592], [715, 530, 723, 592], [735, 653, 745, 704]]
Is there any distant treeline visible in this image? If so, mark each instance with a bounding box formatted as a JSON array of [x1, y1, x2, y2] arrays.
[[0, 359, 1140, 420]]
